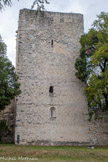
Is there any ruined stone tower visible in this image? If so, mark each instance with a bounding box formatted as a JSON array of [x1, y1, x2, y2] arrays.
[[15, 9, 91, 145]]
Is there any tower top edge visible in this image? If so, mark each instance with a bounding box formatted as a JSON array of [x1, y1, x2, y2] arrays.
[[19, 8, 83, 16]]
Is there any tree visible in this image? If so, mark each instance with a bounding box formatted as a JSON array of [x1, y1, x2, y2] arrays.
[[0, 36, 21, 142], [0, 35, 21, 111], [0, 0, 12, 10], [0, 0, 49, 11], [75, 12, 108, 115], [75, 34, 88, 82], [31, 0, 49, 11], [0, 35, 6, 55]]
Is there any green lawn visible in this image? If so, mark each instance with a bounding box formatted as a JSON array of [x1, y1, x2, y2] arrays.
[[0, 144, 108, 162]]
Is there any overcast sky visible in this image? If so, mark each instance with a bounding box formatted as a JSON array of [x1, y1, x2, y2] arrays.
[[0, 0, 108, 66]]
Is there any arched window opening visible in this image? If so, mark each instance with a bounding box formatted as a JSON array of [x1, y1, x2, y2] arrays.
[[50, 107, 56, 119]]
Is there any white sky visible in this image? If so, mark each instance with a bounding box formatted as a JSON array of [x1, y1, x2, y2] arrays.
[[0, 0, 108, 66]]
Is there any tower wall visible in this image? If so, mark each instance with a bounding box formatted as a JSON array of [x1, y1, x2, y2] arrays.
[[15, 9, 91, 145]]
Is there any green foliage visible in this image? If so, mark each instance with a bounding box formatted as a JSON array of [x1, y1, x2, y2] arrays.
[[31, 0, 50, 11], [0, 0, 50, 11], [0, 35, 6, 55], [0, 35, 21, 111], [0, 0, 12, 10], [88, 112, 93, 121], [75, 57, 87, 81], [75, 34, 87, 82], [75, 12, 108, 114]]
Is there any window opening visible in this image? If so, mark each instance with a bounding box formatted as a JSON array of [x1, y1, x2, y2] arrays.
[[49, 86, 53, 93], [17, 135, 20, 144], [50, 107, 56, 119], [51, 40, 53, 46]]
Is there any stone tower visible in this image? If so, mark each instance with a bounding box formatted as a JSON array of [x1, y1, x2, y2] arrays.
[[15, 9, 90, 145]]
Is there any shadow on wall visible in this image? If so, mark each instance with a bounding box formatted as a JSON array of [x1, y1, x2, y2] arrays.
[[0, 100, 15, 143]]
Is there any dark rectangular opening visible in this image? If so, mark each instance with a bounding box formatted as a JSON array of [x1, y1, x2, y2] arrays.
[[17, 135, 20, 144], [51, 40, 53, 46], [49, 86, 53, 93]]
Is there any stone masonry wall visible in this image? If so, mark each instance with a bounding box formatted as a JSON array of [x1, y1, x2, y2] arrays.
[[15, 9, 108, 145], [89, 111, 108, 146]]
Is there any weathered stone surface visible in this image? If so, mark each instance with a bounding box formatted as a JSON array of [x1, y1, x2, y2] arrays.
[[15, 9, 108, 146], [89, 111, 108, 146]]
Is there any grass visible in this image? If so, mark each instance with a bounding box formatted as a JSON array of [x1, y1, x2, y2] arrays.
[[0, 144, 108, 162]]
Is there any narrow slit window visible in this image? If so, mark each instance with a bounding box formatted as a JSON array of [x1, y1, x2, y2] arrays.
[[51, 40, 53, 46], [49, 86, 53, 93]]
